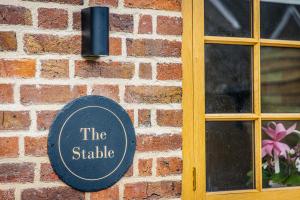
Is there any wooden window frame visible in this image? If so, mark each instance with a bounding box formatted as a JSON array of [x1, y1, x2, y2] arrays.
[[182, 0, 300, 199]]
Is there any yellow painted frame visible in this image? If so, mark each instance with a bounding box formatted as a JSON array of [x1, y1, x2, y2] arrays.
[[182, 0, 300, 199]]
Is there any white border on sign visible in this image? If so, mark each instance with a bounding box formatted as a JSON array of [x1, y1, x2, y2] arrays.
[[58, 106, 128, 181]]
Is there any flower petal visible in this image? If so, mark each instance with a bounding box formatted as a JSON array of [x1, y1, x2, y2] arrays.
[[262, 127, 276, 140], [274, 142, 290, 159], [287, 123, 297, 135], [262, 143, 274, 158]]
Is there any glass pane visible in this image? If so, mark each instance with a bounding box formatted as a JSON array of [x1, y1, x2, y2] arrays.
[[205, 44, 253, 113], [262, 121, 300, 188], [261, 47, 300, 113], [206, 121, 254, 192], [205, 0, 252, 37], [261, 1, 300, 41]]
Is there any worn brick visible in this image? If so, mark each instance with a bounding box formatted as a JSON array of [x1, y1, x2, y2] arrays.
[[110, 37, 122, 56], [0, 31, 17, 51], [157, 63, 182, 80], [110, 13, 133, 33], [89, 0, 118, 7], [157, 157, 182, 176], [75, 60, 134, 79], [124, 181, 181, 200], [21, 187, 84, 200], [157, 16, 182, 35], [22, 0, 83, 5], [0, 111, 30, 131], [38, 8, 68, 29], [91, 185, 119, 200], [0, 163, 35, 183], [138, 158, 152, 176], [138, 109, 151, 127], [24, 34, 81, 54], [124, 0, 181, 11], [37, 110, 58, 131], [40, 163, 59, 182], [139, 63, 152, 80], [0, 5, 32, 25], [0, 189, 14, 200], [72, 11, 81, 30], [0, 137, 18, 158], [127, 109, 134, 124], [0, 84, 13, 103], [0, 59, 35, 78], [21, 85, 86, 105], [24, 136, 47, 157], [41, 59, 69, 79], [127, 39, 181, 57], [92, 85, 119, 102], [125, 86, 182, 104], [157, 110, 182, 127], [138, 15, 152, 34], [137, 134, 181, 152], [125, 164, 133, 177]]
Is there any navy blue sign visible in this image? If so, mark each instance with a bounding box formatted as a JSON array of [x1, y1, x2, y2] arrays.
[[48, 95, 135, 192]]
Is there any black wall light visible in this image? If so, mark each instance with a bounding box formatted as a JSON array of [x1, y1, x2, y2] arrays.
[[81, 7, 109, 57]]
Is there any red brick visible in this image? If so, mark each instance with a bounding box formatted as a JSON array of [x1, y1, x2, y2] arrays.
[[137, 134, 181, 152], [0, 31, 17, 51], [124, 0, 181, 11], [127, 109, 134, 124], [75, 60, 134, 79], [20, 85, 86, 105], [157, 157, 182, 176], [0, 59, 35, 78], [138, 109, 151, 127], [0, 189, 14, 200], [0, 5, 32, 25], [157, 16, 182, 35], [92, 85, 119, 102], [126, 39, 181, 57], [40, 163, 59, 182], [24, 136, 47, 156], [138, 158, 152, 176], [0, 163, 35, 183], [22, 0, 83, 5], [124, 181, 181, 200], [125, 86, 182, 104], [38, 8, 68, 30], [139, 63, 152, 80], [157, 109, 182, 127], [110, 37, 122, 56], [138, 15, 152, 34], [91, 185, 119, 200], [0, 84, 13, 103], [37, 110, 58, 131], [40, 59, 69, 79], [125, 164, 133, 177], [0, 111, 30, 131], [110, 13, 133, 33], [0, 137, 18, 158], [24, 34, 81, 54], [157, 63, 182, 80], [21, 187, 84, 200], [72, 12, 81, 30], [89, 0, 118, 7]]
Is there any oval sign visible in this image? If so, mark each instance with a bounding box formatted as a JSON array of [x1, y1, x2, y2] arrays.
[[48, 95, 136, 192]]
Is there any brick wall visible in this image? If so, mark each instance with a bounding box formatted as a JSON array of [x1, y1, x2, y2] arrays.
[[0, 0, 182, 199]]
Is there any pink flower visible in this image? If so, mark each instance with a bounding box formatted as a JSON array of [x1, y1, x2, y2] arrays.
[[262, 122, 297, 159]]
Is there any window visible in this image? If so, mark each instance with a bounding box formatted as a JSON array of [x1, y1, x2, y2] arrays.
[[182, 0, 300, 199]]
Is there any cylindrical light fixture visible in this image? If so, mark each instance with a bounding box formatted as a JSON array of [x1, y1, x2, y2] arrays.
[[81, 7, 109, 57]]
